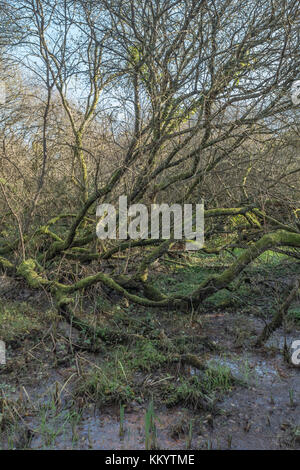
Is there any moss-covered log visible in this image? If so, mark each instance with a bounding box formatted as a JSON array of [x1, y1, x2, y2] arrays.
[[55, 270, 173, 307], [133, 239, 174, 282], [256, 279, 300, 346], [253, 209, 298, 233], [42, 205, 257, 263], [188, 230, 300, 307], [16, 259, 50, 288], [55, 230, 300, 310], [0, 256, 14, 273]]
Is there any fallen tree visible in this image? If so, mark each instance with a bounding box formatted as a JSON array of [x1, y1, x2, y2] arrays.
[[1, 207, 300, 344], [1, 0, 300, 350]]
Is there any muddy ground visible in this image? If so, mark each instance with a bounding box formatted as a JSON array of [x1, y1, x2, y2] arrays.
[[0, 253, 299, 450]]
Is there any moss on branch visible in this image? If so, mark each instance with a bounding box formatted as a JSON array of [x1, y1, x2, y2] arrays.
[[16, 259, 50, 289], [189, 230, 300, 306]]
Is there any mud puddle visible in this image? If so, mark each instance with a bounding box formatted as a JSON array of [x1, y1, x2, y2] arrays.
[[22, 346, 299, 450], [1, 314, 299, 450]]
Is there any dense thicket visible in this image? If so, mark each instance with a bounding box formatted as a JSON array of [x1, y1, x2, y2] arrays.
[[0, 0, 299, 343]]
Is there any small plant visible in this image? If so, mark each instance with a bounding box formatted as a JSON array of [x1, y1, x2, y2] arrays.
[[289, 389, 295, 408], [227, 434, 232, 449], [186, 420, 193, 449], [164, 378, 209, 409], [69, 410, 82, 445], [119, 404, 125, 438], [130, 340, 167, 372], [287, 307, 300, 324], [76, 358, 134, 406], [206, 439, 213, 450], [203, 363, 234, 393], [0, 394, 20, 433], [145, 400, 157, 450], [292, 426, 300, 444]]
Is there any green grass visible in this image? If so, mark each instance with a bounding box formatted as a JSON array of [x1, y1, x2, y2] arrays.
[[288, 306, 300, 323], [202, 363, 234, 393], [76, 353, 135, 406], [128, 339, 168, 372], [35, 397, 83, 449], [145, 400, 157, 450], [152, 249, 299, 310], [76, 338, 234, 409], [64, 248, 299, 412], [162, 363, 234, 409], [0, 301, 56, 342], [76, 338, 170, 405]]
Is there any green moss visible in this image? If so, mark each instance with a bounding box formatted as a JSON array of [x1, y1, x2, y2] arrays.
[[129, 340, 168, 372], [0, 256, 14, 271], [0, 301, 56, 342], [288, 306, 300, 323], [17, 259, 49, 288], [205, 289, 236, 308], [229, 214, 249, 228], [143, 283, 167, 301], [153, 267, 211, 297]]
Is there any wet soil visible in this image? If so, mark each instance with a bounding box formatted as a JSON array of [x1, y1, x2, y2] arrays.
[[1, 307, 299, 450]]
